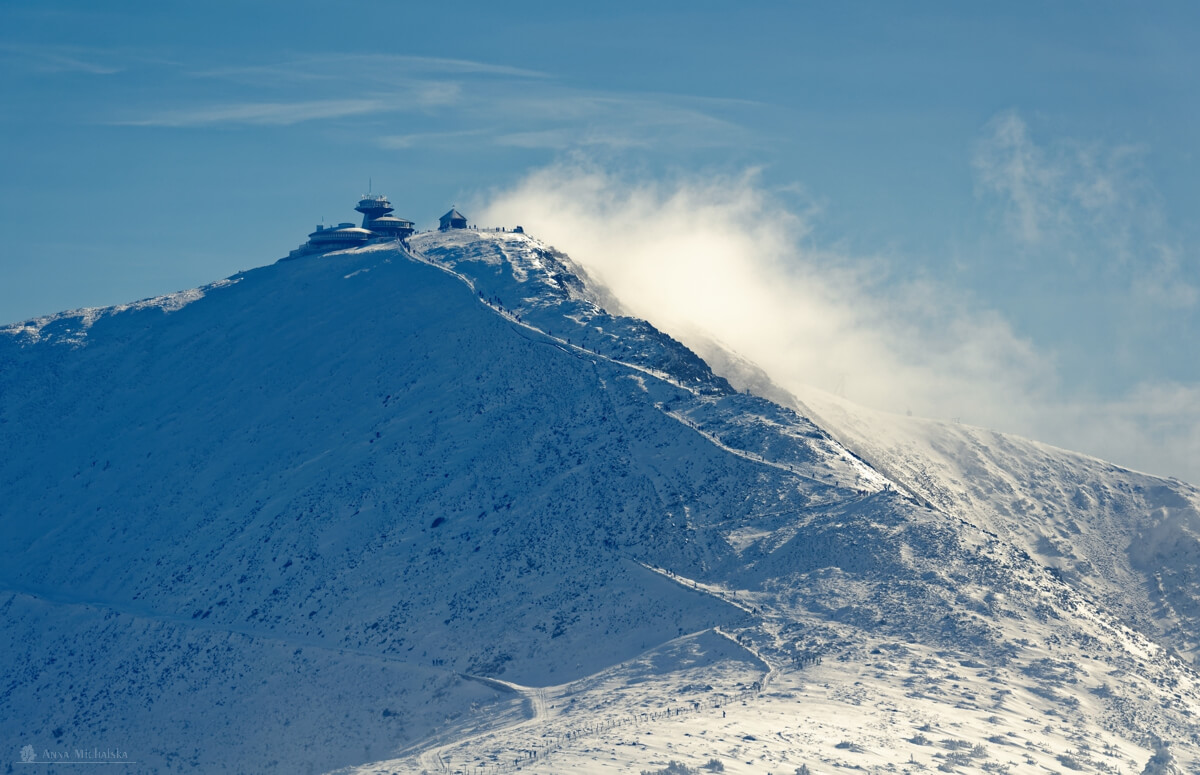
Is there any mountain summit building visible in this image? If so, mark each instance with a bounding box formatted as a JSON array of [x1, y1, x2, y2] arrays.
[[438, 208, 468, 231], [355, 194, 416, 238], [286, 193, 437, 260]]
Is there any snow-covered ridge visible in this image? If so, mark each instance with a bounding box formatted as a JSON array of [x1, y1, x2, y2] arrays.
[[1, 231, 1198, 773], [796, 387, 1200, 667], [410, 229, 736, 395], [0, 278, 239, 345], [409, 229, 893, 497]]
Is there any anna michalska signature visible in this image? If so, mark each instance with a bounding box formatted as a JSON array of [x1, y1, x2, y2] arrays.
[[17, 743, 136, 765]]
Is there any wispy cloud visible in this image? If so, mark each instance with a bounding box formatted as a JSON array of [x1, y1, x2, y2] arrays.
[[0, 43, 125, 75], [502, 94, 751, 145], [973, 110, 1196, 309], [372, 90, 754, 154], [337, 54, 548, 79], [192, 53, 548, 85], [972, 112, 1066, 244], [1132, 243, 1199, 309], [94, 46, 753, 155], [491, 129, 646, 150], [973, 111, 1156, 251], [115, 98, 392, 127], [378, 128, 492, 149]]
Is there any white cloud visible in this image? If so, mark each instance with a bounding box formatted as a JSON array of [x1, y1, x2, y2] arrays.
[[93, 48, 754, 153], [115, 98, 393, 127], [477, 163, 1055, 425], [192, 54, 548, 84], [972, 112, 1064, 244], [972, 110, 1197, 319], [972, 112, 1177, 267], [478, 161, 1200, 483]]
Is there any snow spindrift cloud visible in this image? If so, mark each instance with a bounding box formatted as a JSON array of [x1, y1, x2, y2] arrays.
[[478, 162, 1200, 483]]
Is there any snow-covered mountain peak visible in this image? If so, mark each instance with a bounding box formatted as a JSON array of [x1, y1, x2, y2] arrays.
[[1, 229, 1197, 773]]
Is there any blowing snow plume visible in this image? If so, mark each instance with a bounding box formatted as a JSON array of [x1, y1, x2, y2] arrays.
[[477, 165, 1051, 430], [477, 162, 1200, 483]]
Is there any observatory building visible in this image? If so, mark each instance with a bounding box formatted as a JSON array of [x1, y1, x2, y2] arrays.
[[304, 223, 373, 252], [355, 194, 416, 237], [285, 192, 418, 260]]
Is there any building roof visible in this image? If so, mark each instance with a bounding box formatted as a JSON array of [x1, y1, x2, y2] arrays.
[[308, 225, 373, 242], [357, 194, 392, 208], [369, 215, 415, 227], [440, 208, 467, 222]]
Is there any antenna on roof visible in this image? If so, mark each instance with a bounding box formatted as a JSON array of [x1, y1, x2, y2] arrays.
[[369, 178, 372, 195]]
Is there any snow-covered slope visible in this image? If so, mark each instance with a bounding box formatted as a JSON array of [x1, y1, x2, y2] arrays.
[[791, 388, 1200, 667], [1, 230, 1197, 774]]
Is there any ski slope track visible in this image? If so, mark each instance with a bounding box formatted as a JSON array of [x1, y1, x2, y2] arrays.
[[1, 229, 1197, 774]]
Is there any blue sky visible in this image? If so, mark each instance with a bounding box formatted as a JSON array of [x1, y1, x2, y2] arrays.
[[2, 1, 1198, 479]]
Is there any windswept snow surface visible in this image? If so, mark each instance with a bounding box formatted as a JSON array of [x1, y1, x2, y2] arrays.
[[793, 388, 1200, 667], [1, 280, 235, 346], [1, 229, 1197, 773]]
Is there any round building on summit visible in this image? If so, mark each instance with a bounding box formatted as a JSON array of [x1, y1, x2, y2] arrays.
[[306, 223, 373, 250], [366, 214, 416, 238], [355, 194, 393, 226], [285, 191, 418, 260], [356, 195, 415, 238]]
